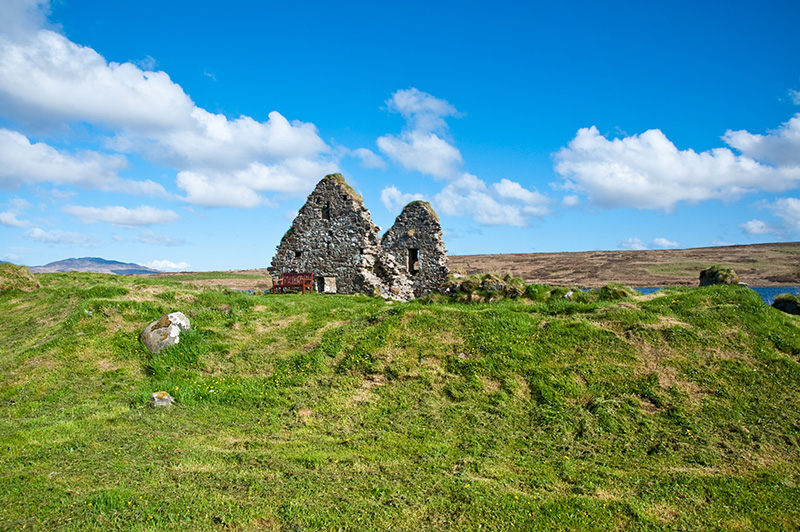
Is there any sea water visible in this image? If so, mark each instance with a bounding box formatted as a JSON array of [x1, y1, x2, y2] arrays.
[[635, 286, 800, 305]]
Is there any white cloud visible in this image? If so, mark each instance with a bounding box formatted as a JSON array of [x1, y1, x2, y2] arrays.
[[0, 0, 51, 41], [562, 194, 580, 207], [555, 126, 800, 211], [385, 87, 460, 134], [0, 211, 29, 227], [769, 197, 800, 233], [134, 230, 186, 246], [175, 158, 335, 208], [377, 88, 464, 179], [144, 259, 191, 271], [377, 130, 463, 179], [0, 12, 336, 207], [351, 147, 386, 169], [0, 30, 195, 131], [723, 114, 800, 167], [739, 219, 774, 235], [25, 227, 98, 246], [620, 237, 647, 250], [491, 178, 551, 215], [0, 129, 167, 195], [792, 90, 800, 106], [380, 186, 427, 213], [63, 205, 179, 226], [434, 173, 528, 227], [0, 197, 31, 227], [653, 237, 679, 248], [620, 237, 679, 250]]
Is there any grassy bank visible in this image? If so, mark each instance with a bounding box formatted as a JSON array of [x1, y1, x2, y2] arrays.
[[1, 272, 799, 531]]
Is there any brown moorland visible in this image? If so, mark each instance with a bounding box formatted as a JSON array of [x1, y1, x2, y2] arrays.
[[449, 241, 800, 288], [143, 242, 800, 290]]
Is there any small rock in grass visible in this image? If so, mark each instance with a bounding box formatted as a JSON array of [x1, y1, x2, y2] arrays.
[[150, 391, 175, 406], [139, 312, 191, 353]]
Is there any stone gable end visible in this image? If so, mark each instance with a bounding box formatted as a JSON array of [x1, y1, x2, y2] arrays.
[[269, 174, 448, 300]]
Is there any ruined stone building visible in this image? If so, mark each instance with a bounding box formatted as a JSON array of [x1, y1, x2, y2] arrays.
[[269, 174, 448, 300]]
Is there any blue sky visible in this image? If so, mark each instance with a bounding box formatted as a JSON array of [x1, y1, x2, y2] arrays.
[[1, 0, 800, 271]]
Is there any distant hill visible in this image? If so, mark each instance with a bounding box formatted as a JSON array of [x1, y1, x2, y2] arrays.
[[30, 257, 160, 275]]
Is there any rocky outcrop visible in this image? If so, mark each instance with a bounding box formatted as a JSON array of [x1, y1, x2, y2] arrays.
[[140, 312, 191, 353], [270, 174, 449, 301]]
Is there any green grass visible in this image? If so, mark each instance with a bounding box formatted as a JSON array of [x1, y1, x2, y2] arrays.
[[1, 274, 799, 530], [151, 271, 265, 282]]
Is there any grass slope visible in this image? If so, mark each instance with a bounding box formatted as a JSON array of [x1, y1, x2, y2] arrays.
[[1, 273, 799, 531]]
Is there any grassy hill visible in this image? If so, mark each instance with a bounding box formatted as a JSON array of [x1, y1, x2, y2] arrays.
[[1, 270, 799, 531]]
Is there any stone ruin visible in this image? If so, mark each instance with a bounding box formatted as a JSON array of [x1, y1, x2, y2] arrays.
[[269, 174, 448, 301]]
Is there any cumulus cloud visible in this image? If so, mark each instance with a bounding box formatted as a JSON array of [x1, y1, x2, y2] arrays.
[[377, 88, 464, 179], [380, 186, 427, 213], [492, 178, 551, 216], [739, 219, 774, 235], [723, 114, 800, 167], [376, 88, 553, 226], [555, 126, 800, 211], [0, 6, 336, 207], [385, 87, 460, 134], [175, 158, 335, 208], [653, 237, 679, 248], [0, 129, 166, 195], [0, 197, 31, 227], [433, 173, 549, 227], [620, 237, 679, 250], [25, 227, 98, 246], [377, 131, 463, 179], [0, 211, 29, 227], [351, 147, 386, 169], [0, 30, 194, 131], [144, 259, 191, 271], [769, 197, 800, 233], [0, 0, 51, 41], [620, 237, 647, 250], [62, 205, 179, 226]]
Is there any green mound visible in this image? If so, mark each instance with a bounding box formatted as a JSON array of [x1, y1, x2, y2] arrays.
[[0, 263, 40, 292], [1, 272, 799, 531]]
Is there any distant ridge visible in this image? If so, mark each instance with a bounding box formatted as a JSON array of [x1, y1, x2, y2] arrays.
[[30, 257, 160, 275]]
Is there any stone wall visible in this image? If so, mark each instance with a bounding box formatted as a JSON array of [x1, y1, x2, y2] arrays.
[[269, 174, 449, 300], [381, 201, 449, 298], [269, 174, 382, 295]]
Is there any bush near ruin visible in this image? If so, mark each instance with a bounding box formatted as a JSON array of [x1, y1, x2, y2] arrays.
[[699, 265, 740, 286], [773, 293, 800, 315]]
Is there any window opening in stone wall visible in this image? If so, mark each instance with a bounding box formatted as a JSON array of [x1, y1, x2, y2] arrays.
[[408, 248, 420, 275], [295, 250, 302, 258], [322, 201, 331, 220]]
